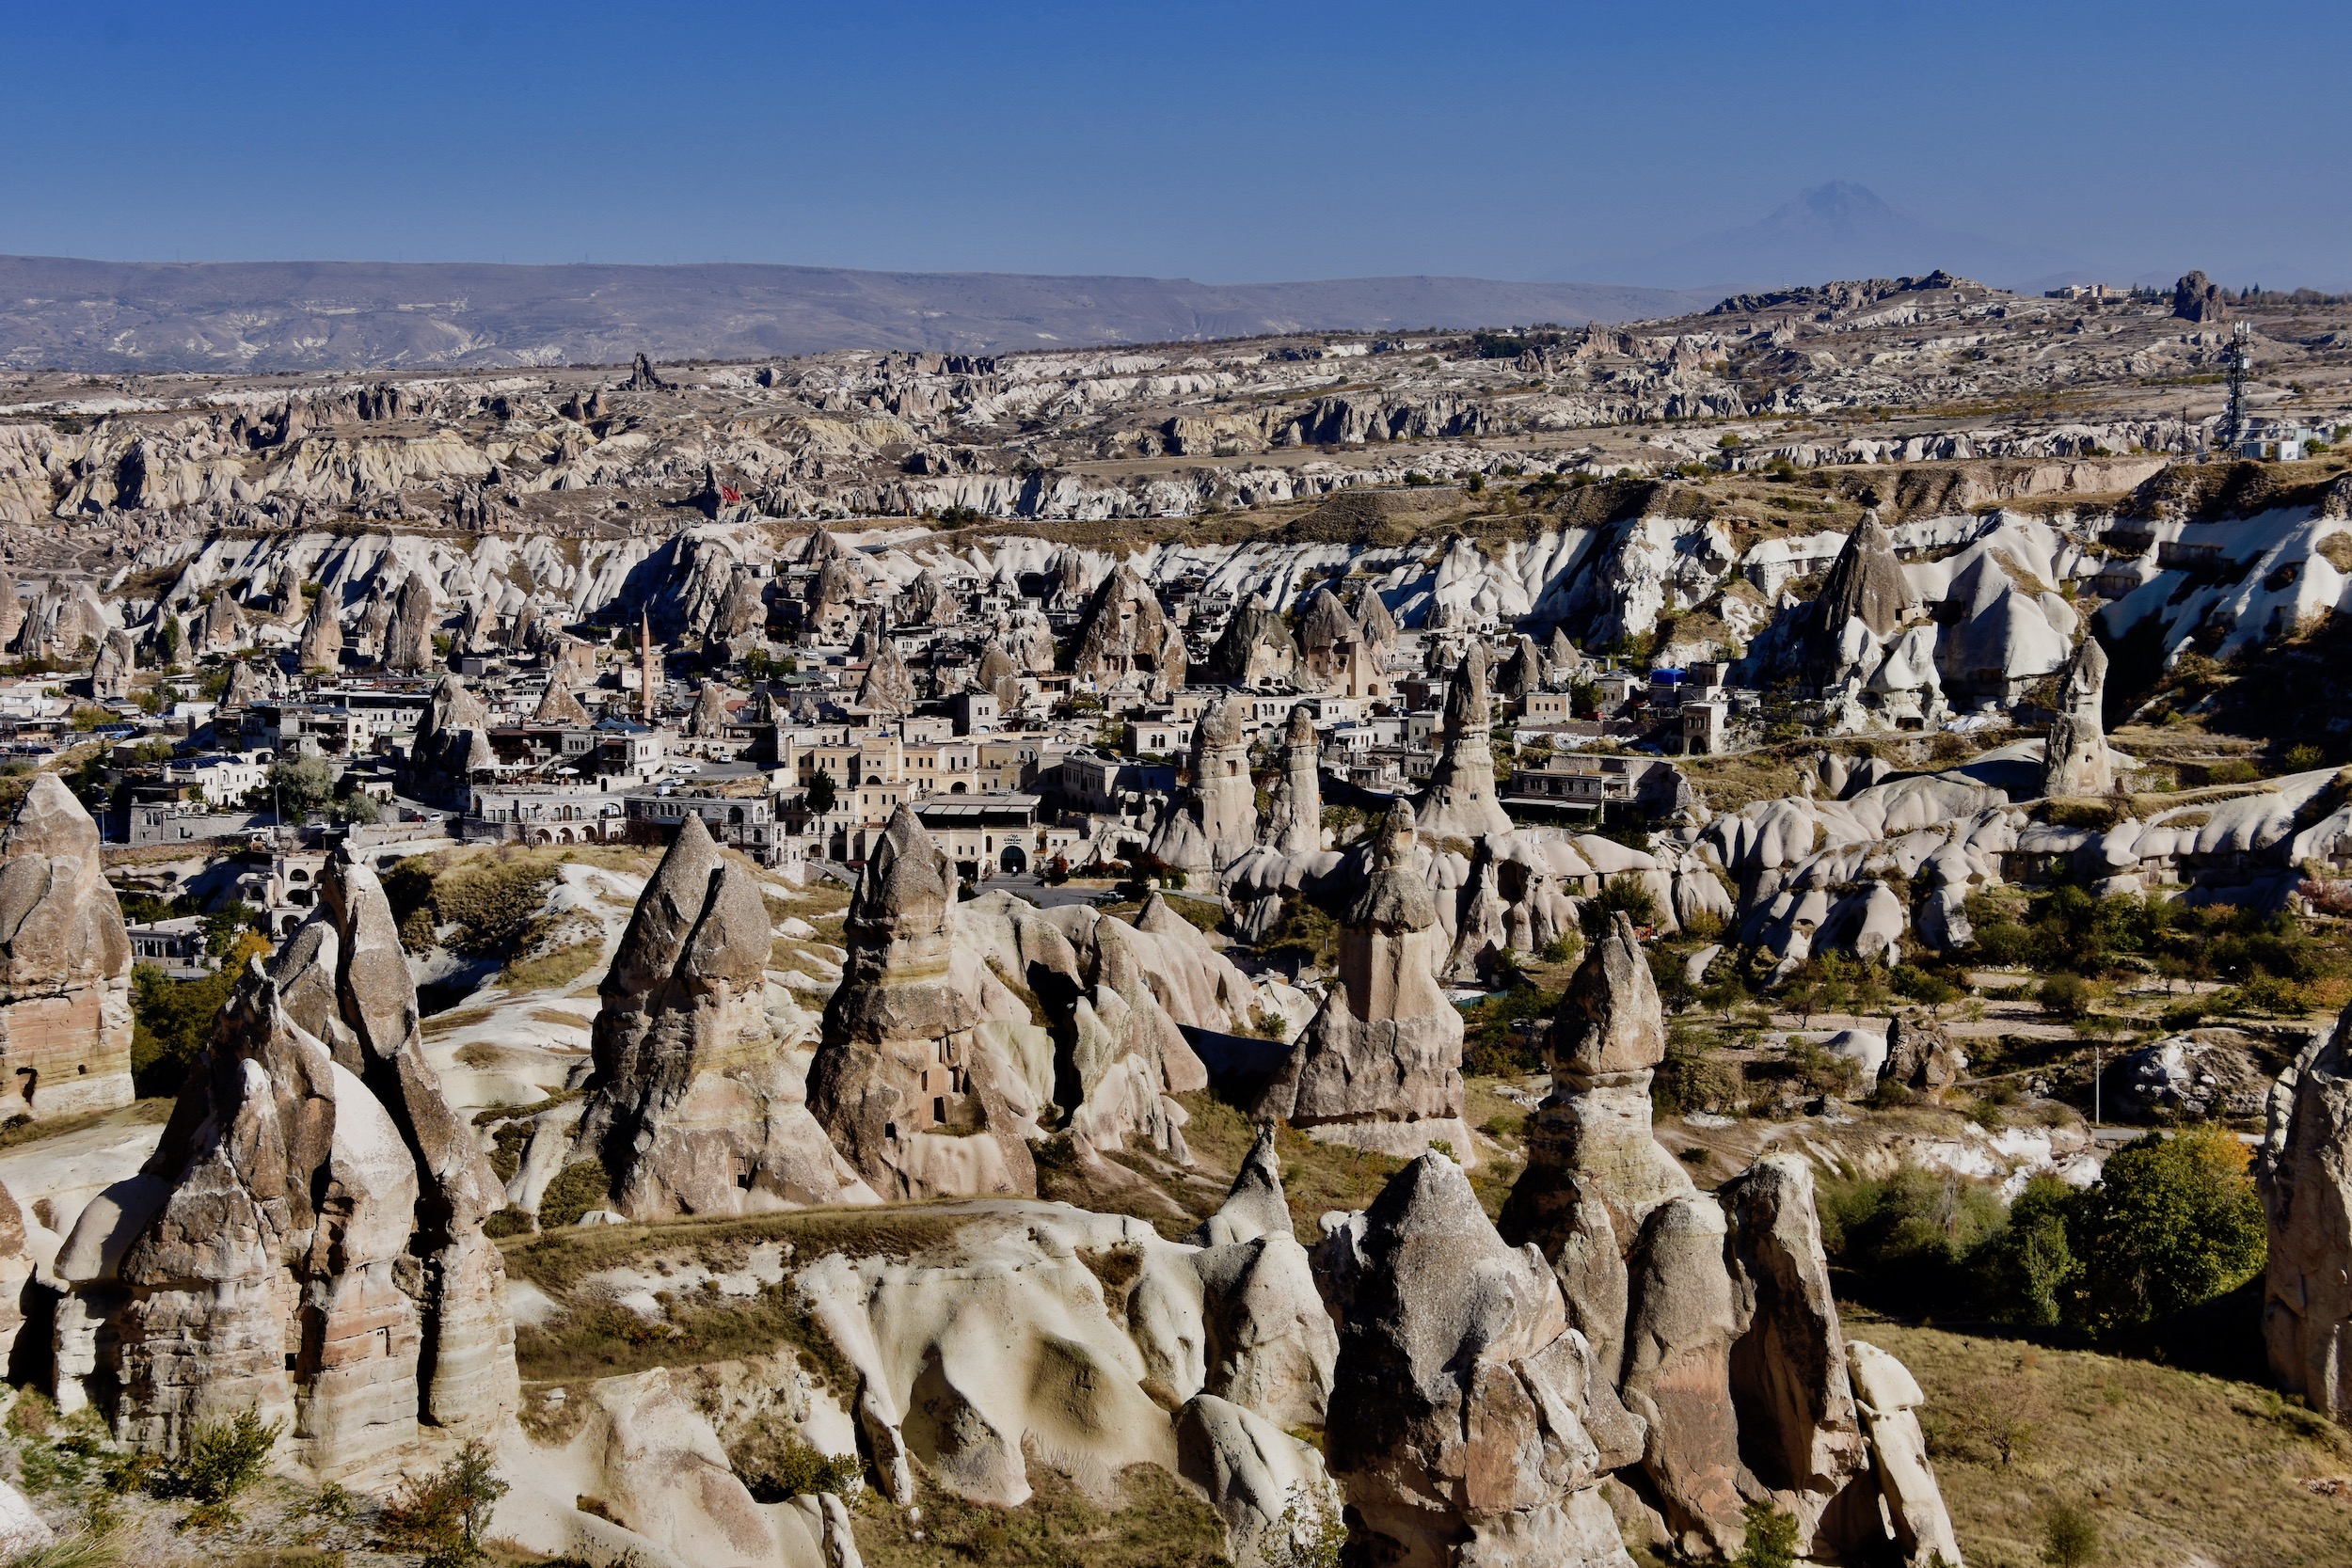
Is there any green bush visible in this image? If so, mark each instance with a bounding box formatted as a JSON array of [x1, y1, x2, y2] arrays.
[[1819, 1167, 2006, 1312], [2037, 972, 2093, 1019], [538, 1158, 612, 1228], [2042, 1498, 2101, 1568], [151, 1406, 280, 1505], [381, 1438, 508, 1561], [1461, 985, 1555, 1077], [1581, 873, 1656, 936], [2068, 1126, 2265, 1330], [1893, 964, 1962, 1008], [1653, 1041, 1742, 1117], [1738, 1499, 1798, 1568], [1973, 1177, 2080, 1328], [729, 1429, 864, 1502], [130, 963, 233, 1097]]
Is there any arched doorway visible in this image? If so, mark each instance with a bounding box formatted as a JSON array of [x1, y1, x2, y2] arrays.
[[999, 844, 1028, 875]]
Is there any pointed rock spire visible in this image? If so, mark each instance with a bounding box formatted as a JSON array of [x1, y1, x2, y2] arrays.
[[0, 774, 133, 1118], [808, 807, 1036, 1201], [1189, 1123, 1293, 1246], [1145, 692, 1258, 872], [1810, 509, 1915, 676], [90, 630, 135, 701], [532, 675, 589, 725], [1414, 641, 1513, 840], [2042, 636, 2114, 797], [1325, 1152, 1644, 1568], [1256, 802, 1469, 1163], [854, 634, 916, 717], [298, 594, 343, 673], [1260, 703, 1324, 857], [688, 679, 733, 737]]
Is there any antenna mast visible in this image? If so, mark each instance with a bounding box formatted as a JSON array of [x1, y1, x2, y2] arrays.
[[2220, 320, 2253, 452]]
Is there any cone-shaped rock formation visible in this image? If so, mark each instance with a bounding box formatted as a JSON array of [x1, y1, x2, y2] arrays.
[[1259, 704, 1324, 858], [1256, 801, 1470, 1163], [578, 815, 872, 1217], [2041, 636, 2114, 798], [1147, 692, 1260, 873], [1416, 643, 1514, 840], [808, 808, 1037, 1200], [1324, 1152, 1645, 1568], [0, 775, 133, 1120]]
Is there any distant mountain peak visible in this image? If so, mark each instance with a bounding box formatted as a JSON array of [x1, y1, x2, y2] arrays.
[[1772, 181, 1901, 224], [1572, 181, 2085, 293]]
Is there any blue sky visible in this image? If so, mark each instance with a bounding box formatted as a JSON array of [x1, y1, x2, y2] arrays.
[[2, 1, 2344, 287]]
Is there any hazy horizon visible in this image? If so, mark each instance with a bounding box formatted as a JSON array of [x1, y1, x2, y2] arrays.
[[2, 2, 2347, 293]]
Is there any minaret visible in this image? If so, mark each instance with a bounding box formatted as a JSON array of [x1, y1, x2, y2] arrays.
[[639, 605, 656, 721]]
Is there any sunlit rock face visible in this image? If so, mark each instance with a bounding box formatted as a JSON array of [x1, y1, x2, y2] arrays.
[[0, 774, 133, 1121], [577, 812, 873, 1217], [808, 807, 1039, 1200], [1257, 801, 1470, 1164]]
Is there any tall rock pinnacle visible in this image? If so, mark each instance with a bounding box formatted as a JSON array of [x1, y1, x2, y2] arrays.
[[1256, 800, 1470, 1163], [1415, 642, 1514, 841], [2041, 636, 2114, 797]]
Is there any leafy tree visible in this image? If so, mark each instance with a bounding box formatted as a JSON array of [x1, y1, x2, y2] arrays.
[[151, 1405, 280, 1514], [131, 963, 234, 1097], [1975, 1176, 2080, 1328], [1581, 873, 1655, 937], [2037, 972, 2093, 1019], [332, 791, 381, 826], [264, 755, 335, 823], [1261, 1483, 1344, 1568], [2042, 1499, 2100, 1568], [1893, 963, 1961, 1009], [805, 768, 837, 816], [382, 1437, 510, 1565], [2067, 1126, 2265, 1330], [202, 901, 265, 957], [156, 614, 183, 667]]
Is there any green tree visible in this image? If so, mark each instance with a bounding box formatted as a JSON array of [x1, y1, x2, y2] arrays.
[[805, 768, 837, 816], [332, 791, 381, 826], [2042, 1499, 2100, 1568], [152, 1405, 281, 1512], [2068, 1126, 2265, 1330], [201, 901, 264, 957], [264, 755, 335, 823], [1581, 873, 1655, 937], [131, 963, 234, 1097], [1976, 1176, 2081, 1328], [156, 614, 183, 667]]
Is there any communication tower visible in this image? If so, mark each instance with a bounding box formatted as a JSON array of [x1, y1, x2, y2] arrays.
[[2220, 320, 2253, 451]]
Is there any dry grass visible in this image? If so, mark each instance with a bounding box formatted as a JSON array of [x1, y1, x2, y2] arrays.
[[770, 935, 843, 981], [496, 1203, 977, 1294], [852, 1461, 1227, 1568], [1173, 1090, 1404, 1242], [499, 938, 607, 993], [421, 1006, 497, 1038], [1864, 1315, 2352, 1568], [515, 1278, 854, 1393], [0, 1097, 170, 1151], [789, 879, 854, 917]]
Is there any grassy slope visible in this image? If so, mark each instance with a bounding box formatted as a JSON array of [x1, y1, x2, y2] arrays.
[[1865, 1316, 2352, 1568]]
